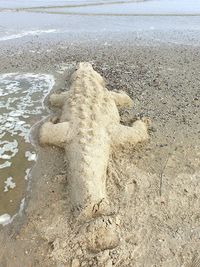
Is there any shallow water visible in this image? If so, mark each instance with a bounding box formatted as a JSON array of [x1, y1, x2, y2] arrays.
[[1, 12, 200, 47], [0, 0, 200, 46], [0, 73, 54, 225], [36, 0, 200, 15], [0, 0, 135, 9]]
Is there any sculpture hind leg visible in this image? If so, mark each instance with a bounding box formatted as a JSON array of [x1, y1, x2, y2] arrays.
[[111, 119, 149, 147], [40, 121, 71, 148]]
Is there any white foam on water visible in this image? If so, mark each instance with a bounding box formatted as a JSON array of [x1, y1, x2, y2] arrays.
[[0, 161, 12, 169], [25, 151, 37, 161], [0, 29, 58, 42], [0, 197, 25, 226], [0, 73, 54, 165], [0, 140, 18, 161], [0, 73, 55, 224], [0, 214, 11, 226], [4, 177, 16, 192], [18, 198, 25, 216], [24, 168, 31, 180]]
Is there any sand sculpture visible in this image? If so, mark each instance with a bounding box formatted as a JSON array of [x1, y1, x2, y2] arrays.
[[40, 62, 149, 221]]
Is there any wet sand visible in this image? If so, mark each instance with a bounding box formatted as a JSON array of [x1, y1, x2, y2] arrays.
[[0, 35, 200, 266]]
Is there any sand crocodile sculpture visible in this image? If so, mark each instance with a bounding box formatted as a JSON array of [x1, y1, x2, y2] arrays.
[[40, 62, 149, 221]]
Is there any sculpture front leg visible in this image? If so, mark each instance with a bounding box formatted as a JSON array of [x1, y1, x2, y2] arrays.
[[40, 121, 71, 148]]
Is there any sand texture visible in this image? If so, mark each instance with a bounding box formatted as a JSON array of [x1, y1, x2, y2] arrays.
[[0, 42, 200, 267]]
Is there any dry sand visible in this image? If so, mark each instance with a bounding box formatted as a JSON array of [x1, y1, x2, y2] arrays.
[[0, 40, 200, 267]]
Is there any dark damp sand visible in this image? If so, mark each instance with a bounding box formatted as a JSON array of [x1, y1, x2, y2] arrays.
[[0, 38, 200, 266]]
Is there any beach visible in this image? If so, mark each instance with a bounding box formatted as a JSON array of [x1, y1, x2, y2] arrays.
[[0, 0, 200, 266]]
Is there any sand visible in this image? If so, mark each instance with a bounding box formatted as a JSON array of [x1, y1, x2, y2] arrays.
[[0, 39, 200, 267]]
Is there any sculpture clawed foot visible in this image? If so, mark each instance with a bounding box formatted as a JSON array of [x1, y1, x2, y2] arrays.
[[140, 116, 151, 128], [84, 215, 120, 253], [110, 116, 150, 147]]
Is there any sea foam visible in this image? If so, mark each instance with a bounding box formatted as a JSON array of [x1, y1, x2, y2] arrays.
[[0, 73, 54, 225], [0, 29, 58, 42]]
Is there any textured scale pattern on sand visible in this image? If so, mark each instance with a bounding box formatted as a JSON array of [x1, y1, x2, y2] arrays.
[[39, 62, 149, 221]]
